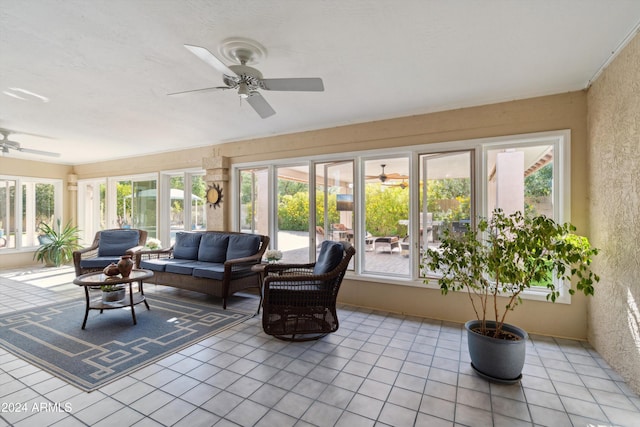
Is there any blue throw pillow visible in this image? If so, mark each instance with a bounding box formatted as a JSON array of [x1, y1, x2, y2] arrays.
[[97, 230, 140, 257], [198, 233, 229, 263], [226, 234, 261, 260], [173, 232, 203, 260], [313, 241, 344, 275]]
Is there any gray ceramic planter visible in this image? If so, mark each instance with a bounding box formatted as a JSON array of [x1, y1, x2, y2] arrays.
[[465, 320, 528, 383]]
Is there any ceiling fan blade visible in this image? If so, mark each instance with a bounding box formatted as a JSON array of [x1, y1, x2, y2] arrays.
[[18, 147, 60, 157], [385, 173, 409, 180], [246, 92, 276, 119], [0, 128, 54, 139], [184, 44, 238, 77], [261, 78, 324, 92], [167, 86, 231, 96]]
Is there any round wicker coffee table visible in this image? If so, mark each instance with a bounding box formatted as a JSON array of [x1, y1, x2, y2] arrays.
[[73, 269, 153, 329]]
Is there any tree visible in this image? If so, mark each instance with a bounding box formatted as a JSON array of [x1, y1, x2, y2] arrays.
[[424, 178, 471, 222], [365, 185, 409, 236]]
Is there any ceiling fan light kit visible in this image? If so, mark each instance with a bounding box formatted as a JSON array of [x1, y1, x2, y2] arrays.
[[172, 37, 324, 119]]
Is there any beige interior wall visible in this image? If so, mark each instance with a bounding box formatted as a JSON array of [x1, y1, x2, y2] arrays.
[[0, 157, 74, 268], [587, 33, 640, 394], [1, 91, 592, 339]]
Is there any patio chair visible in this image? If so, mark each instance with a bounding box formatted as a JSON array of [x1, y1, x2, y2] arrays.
[[73, 229, 147, 276], [315, 226, 325, 247], [261, 240, 355, 341]]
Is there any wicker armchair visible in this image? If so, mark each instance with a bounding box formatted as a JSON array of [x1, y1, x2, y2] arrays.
[[73, 229, 147, 276], [262, 241, 355, 341]]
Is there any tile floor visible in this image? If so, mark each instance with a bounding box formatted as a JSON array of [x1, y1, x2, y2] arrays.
[[0, 267, 639, 427]]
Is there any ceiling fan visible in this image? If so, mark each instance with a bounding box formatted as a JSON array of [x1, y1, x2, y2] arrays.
[[366, 164, 409, 183], [169, 38, 324, 119], [0, 129, 60, 157]]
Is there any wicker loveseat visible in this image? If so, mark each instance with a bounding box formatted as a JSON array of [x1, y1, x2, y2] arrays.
[[136, 231, 269, 309]]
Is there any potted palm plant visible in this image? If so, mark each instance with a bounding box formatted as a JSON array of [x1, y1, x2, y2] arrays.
[[423, 209, 599, 383], [33, 219, 81, 267]]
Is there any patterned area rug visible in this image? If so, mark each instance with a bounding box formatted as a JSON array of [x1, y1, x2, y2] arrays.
[[0, 292, 250, 392]]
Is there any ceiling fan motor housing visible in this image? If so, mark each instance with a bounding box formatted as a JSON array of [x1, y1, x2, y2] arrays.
[[223, 64, 264, 91]]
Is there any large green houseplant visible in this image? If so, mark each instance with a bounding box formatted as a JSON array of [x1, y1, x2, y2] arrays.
[[423, 209, 599, 382], [33, 219, 81, 267]]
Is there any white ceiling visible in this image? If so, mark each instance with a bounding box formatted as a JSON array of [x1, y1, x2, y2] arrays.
[[1, 0, 639, 165]]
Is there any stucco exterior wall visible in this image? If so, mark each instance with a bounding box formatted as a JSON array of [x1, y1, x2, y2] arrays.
[[587, 33, 640, 394]]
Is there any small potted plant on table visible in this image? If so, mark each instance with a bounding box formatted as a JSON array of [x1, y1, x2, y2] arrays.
[[100, 284, 126, 302], [423, 209, 599, 383]]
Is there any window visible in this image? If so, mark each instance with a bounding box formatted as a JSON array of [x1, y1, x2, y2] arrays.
[[113, 177, 157, 238], [0, 176, 62, 251], [163, 172, 206, 247], [233, 130, 570, 296], [487, 145, 554, 219], [315, 161, 354, 269], [0, 179, 16, 249], [276, 165, 310, 263], [79, 172, 204, 249], [77, 179, 106, 244], [420, 151, 474, 277], [239, 168, 269, 236], [363, 157, 410, 277], [483, 137, 566, 296]]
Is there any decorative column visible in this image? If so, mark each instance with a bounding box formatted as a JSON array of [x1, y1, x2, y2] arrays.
[[67, 173, 78, 227], [203, 153, 229, 231]]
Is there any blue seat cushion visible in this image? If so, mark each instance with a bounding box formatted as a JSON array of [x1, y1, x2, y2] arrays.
[[226, 234, 261, 260], [165, 261, 212, 275], [97, 230, 140, 257], [139, 258, 191, 272], [80, 256, 121, 269], [198, 233, 229, 263], [192, 263, 226, 281], [313, 241, 345, 275], [173, 232, 203, 260], [193, 265, 256, 281]]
